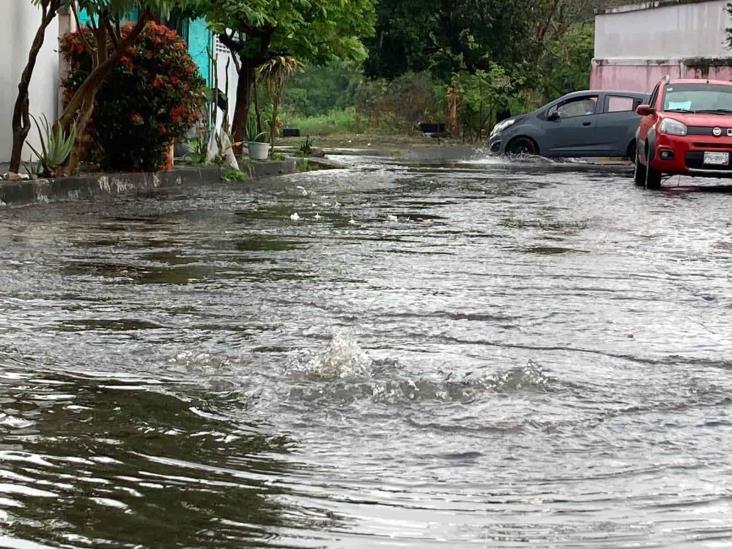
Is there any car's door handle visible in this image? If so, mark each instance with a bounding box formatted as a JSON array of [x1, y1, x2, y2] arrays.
[[582, 121, 592, 127]]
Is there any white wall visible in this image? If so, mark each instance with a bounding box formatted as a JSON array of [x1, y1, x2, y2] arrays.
[[0, 0, 60, 165], [595, 0, 732, 61], [214, 39, 238, 133]]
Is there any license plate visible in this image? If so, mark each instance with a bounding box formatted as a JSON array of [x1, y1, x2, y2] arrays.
[[704, 151, 730, 165]]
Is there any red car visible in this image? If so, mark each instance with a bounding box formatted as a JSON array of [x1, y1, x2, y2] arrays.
[[634, 78, 732, 189]]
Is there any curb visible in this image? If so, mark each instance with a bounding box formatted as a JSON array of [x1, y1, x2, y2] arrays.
[[0, 159, 297, 208]]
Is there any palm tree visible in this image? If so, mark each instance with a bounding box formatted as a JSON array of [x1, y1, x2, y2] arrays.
[[258, 55, 304, 150]]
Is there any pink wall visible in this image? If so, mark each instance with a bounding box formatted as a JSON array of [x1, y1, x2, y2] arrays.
[[591, 61, 732, 94], [683, 65, 732, 80]]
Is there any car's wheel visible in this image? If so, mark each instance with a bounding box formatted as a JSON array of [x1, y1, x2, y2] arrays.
[[633, 146, 646, 186], [644, 147, 662, 190], [506, 137, 538, 155]]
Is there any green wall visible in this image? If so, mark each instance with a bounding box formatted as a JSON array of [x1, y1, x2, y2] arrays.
[[74, 11, 212, 85], [187, 18, 212, 86]]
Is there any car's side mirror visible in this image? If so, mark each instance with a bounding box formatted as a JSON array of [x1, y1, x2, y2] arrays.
[[547, 108, 560, 121], [636, 104, 655, 116]]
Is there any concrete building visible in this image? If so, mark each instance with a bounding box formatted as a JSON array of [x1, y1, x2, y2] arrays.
[[591, 0, 732, 93], [0, 1, 65, 165], [1, 1, 237, 164]]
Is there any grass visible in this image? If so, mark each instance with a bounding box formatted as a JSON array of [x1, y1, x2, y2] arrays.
[[284, 108, 366, 136], [277, 132, 462, 152], [278, 109, 474, 153]]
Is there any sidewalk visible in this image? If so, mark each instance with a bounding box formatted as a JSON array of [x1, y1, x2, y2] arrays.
[[0, 159, 298, 207]]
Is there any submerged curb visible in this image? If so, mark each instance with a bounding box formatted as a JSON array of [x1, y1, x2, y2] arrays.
[[0, 160, 297, 207]]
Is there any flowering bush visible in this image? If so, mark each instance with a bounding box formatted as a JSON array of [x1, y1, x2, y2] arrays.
[[61, 22, 206, 171]]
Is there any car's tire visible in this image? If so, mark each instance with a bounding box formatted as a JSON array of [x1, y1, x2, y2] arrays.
[[626, 140, 636, 162], [644, 146, 662, 189], [645, 165, 662, 189], [633, 146, 646, 186], [506, 137, 538, 155]]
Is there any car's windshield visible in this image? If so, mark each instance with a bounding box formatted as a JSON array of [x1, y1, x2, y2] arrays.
[[663, 83, 732, 113]]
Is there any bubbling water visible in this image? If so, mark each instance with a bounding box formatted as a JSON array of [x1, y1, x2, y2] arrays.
[[299, 329, 373, 381]]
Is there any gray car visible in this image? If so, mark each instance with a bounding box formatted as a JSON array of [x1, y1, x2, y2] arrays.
[[488, 90, 649, 158]]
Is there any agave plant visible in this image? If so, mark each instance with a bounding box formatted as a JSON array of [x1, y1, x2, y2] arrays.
[[27, 114, 77, 177], [245, 113, 266, 143]]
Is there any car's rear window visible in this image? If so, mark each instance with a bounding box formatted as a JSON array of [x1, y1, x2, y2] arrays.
[[663, 84, 732, 113], [606, 96, 637, 112]]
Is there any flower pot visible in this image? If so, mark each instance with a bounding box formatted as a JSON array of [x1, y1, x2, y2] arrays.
[[161, 141, 175, 171], [247, 142, 270, 160]]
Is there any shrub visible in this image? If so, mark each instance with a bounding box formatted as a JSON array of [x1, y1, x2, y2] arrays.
[[355, 72, 446, 133], [61, 22, 206, 171], [450, 65, 521, 141]]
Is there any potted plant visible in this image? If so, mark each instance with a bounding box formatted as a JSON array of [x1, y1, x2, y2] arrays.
[[246, 115, 270, 160]]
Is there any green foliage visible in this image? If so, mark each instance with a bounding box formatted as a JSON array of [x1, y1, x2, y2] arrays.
[[259, 56, 304, 96], [284, 61, 364, 117], [339, 0, 607, 137], [31, 0, 186, 14], [184, 130, 209, 165], [365, 0, 592, 81], [451, 65, 521, 140], [77, 0, 186, 19], [298, 136, 315, 156], [246, 114, 267, 143], [27, 114, 77, 177], [286, 108, 364, 136], [199, 0, 376, 65], [295, 157, 310, 172], [354, 71, 445, 132], [259, 55, 303, 148], [220, 167, 248, 182], [61, 21, 206, 171], [192, 0, 375, 147], [538, 23, 595, 100]]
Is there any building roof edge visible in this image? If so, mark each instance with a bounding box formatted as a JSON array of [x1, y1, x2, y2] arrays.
[[595, 0, 722, 16]]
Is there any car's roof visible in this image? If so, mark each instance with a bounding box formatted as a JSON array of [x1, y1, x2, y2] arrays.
[[563, 89, 648, 97], [666, 79, 732, 86]]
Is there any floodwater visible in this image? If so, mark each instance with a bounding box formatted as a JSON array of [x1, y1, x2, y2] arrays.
[[1, 153, 732, 548]]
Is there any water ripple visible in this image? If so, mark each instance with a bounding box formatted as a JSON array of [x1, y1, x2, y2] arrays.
[[1, 155, 732, 547]]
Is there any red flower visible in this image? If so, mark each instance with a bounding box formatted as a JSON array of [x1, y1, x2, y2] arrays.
[[120, 56, 134, 70], [59, 20, 205, 171], [170, 105, 184, 124]]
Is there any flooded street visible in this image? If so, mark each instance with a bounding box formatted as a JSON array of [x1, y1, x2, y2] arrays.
[[1, 154, 732, 548]]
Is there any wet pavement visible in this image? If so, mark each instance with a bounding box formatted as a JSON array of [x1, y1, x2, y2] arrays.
[[1, 153, 732, 547]]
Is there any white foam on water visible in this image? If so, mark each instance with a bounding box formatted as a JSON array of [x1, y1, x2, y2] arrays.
[[0, 415, 34, 429], [300, 330, 372, 381]]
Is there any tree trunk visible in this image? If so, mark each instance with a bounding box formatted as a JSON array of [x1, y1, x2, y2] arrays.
[[231, 61, 255, 156], [65, 87, 99, 174], [253, 72, 263, 134], [269, 97, 279, 151], [9, 0, 59, 174], [57, 13, 148, 134], [222, 28, 274, 157], [57, 12, 148, 174]]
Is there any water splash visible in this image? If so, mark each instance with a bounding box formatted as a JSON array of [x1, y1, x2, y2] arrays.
[[288, 359, 554, 405], [371, 361, 554, 404], [168, 351, 232, 375], [298, 329, 372, 381]]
